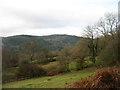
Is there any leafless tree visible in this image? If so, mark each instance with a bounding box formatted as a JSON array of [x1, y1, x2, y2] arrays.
[[58, 45, 72, 71], [96, 12, 118, 39], [84, 25, 99, 66], [20, 40, 39, 61]]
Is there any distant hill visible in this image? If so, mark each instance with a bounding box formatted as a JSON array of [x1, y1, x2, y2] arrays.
[[2, 34, 81, 51]]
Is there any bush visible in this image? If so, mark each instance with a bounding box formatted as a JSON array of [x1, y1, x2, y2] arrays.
[[76, 59, 84, 70], [66, 66, 120, 88], [2, 67, 19, 83], [69, 61, 77, 71], [19, 60, 29, 65], [83, 60, 94, 68], [43, 62, 65, 76], [98, 36, 119, 66], [17, 64, 46, 78]]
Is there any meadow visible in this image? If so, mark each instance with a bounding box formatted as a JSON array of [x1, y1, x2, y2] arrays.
[[3, 69, 95, 88]]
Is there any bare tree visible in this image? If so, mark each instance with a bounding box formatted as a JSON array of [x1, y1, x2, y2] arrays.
[[84, 25, 99, 66], [72, 39, 89, 70], [96, 18, 109, 38], [2, 49, 18, 69], [96, 12, 118, 39], [20, 40, 39, 61], [58, 46, 72, 71]]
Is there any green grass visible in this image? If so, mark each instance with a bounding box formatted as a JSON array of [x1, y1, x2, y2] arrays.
[[3, 70, 95, 88], [42, 61, 59, 70], [69, 61, 77, 70]]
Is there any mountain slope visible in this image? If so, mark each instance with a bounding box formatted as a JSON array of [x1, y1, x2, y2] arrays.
[[2, 34, 80, 51]]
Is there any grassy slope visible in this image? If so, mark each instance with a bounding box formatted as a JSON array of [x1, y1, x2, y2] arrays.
[[3, 70, 95, 88]]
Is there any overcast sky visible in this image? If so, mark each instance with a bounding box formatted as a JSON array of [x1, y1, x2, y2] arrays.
[[0, 0, 118, 37]]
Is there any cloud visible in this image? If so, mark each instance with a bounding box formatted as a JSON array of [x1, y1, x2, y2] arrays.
[[0, 0, 118, 37]]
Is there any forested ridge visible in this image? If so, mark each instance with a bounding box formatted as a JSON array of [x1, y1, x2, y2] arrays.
[[2, 34, 80, 51]]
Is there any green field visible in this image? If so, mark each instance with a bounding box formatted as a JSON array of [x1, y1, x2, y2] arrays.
[[3, 70, 95, 88]]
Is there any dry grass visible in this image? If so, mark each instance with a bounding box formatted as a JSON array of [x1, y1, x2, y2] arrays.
[[66, 66, 120, 89]]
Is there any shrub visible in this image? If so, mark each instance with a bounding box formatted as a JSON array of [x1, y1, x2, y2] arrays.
[[66, 66, 120, 88], [19, 60, 29, 66], [98, 37, 118, 66], [43, 62, 65, 76], [17, 64, 46, 78], [76, 59, 84, 70], [2, 67, 19, 83], [83, 60, 94, 68]]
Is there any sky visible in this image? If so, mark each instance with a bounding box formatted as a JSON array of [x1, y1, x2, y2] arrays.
[[0, 0, 119, 37]]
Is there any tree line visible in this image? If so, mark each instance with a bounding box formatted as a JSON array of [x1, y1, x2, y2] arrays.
[[58, 12, 120, 71]]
